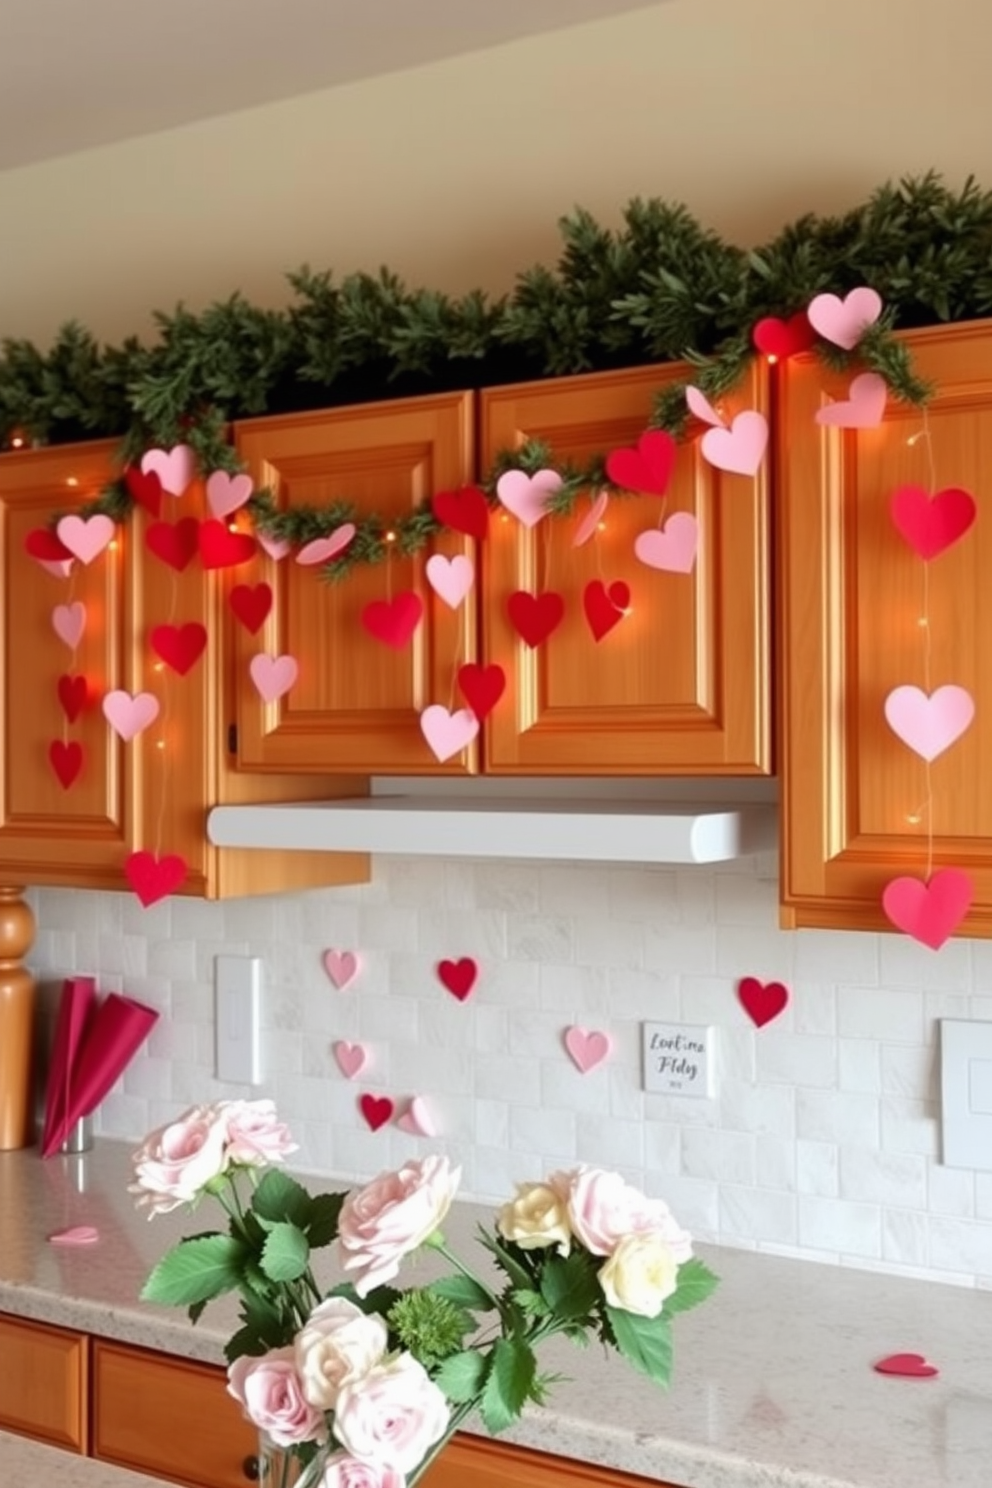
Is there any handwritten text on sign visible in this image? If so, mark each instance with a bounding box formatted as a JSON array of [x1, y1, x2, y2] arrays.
[[641, 1021, 715, 1098]]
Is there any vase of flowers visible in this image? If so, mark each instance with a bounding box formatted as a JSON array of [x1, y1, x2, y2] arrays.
[[132, 1100, 717, 1488]]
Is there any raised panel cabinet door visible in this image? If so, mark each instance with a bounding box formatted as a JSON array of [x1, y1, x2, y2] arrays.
[[233, 393, 478, 774], [421, 1435, 682, 1488], [0, 441, 138, 887], [779, 320, 992, 934], [480, 365, 771, 774], [0, 1313, 88, 1450]]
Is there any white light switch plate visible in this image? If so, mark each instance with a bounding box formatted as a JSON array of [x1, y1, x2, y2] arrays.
[[642, 1022, 715, 1098], [940, 1018, 992, 1171], [215, 955, 263, 1085]]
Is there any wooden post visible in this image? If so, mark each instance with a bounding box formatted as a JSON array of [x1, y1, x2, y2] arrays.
[[0, 885, 36, 1150]]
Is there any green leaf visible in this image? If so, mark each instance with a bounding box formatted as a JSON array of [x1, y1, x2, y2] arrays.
[[140, 1236, 247, 1307], [251, 1169, 313, 1229], [539, 1251, 601, 1320], [479, 1337, 537, 1436], [664, 1258, 720, 1316], [306, 1192, 344, 1247], [429, 1273, 495, 1313], [434, 1350, 488, 1405], [604, 1306, 673, 1388], [187, 1299, 207, 1326], [260, 1222, 310, 1283], [476, 1228, 534, 1291]]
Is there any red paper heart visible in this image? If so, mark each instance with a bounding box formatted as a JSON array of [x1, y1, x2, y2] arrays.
[[57, 674, 89, 723], [230, 582, 273, 635], [150, 622, 208, 676], [507, 590, 565, 648], [583, 579, 630, 642], [125, 465, 164, 518], [125, 850, 188, 907], [752, 312, 816, 360], [457, 663, 506, 721], [874, 1353, 939, 1378], [359, 1094, 394, 1132], [49, 739, 83, 789], [432, 485, 490, 541], [605, 430, 677, 497], [145, 517, 200, 572], [890, 485, 977, 561], [437, 957, 478, 1001], [738, 976, 789, 1028], [25, 527, 73, 563], [361, 591, 424, 648], [198, 519, 257, 570]]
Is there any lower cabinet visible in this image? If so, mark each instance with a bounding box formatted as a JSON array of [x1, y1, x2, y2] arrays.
[[421, 1434, 681, 1488], [0, 1313, 87, 1452]]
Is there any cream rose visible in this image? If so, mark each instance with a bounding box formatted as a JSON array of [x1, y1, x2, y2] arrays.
[[227, 1347, 327, 1447], [563, 1167, 693, 1262], [333, 1353, 449, 1475], [222, 1098, 297, 1167], [598, 1232, 680, 1318], [130, 1104, 230, 1216], [320, 1454, 406, 1488], [295, 1297, 388, 1410], [497, 1181, 572, 1254], [338, 1156, 461, 1297]]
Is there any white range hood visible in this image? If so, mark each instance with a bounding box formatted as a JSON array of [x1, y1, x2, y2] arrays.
[[207, 778, 777, 867]]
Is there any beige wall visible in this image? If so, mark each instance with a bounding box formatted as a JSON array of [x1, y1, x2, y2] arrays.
[[1, 0, 990, 345]]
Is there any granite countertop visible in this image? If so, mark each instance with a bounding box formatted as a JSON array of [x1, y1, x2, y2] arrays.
[[0, 1140, 990, 1488], [0, 1430, 183, 1488]]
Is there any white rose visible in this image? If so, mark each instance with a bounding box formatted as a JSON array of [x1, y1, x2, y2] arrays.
[[333, 1353, 449, 1475], [496, 1182, 572, 1254], [129, 1103, 230, 1216], [598, 1232, 679, 1318], [295, 1297, 388, 1410]]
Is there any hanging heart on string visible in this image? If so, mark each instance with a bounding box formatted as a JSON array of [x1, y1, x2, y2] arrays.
[[49, 740, 83, 789], [685, 386, 726, 427], [359, 1094, 394, 1132], [333, 1041, 368, 1080], [230, 583, 273, 634], [425, 554, 474, 609], [52, 602, 87, 650], [26, 528, 73, 565], [496, 468, 562, 528], [881, 868, 973, 950], [361, 592, 424, 648], [250, 653, 298, 702], [56, 513, 115, 565], [507, 590, 564, 648], [700, 411, 769, 476], [605, 430, 677, 497], [57, 674, 89, 723], [437, 957, 478, 1001], [125, 850, 188, 907], [890, 485, 977, 560], [206, 470, 254, 519], [573, 491, 609, 548], [884, 685, 975, 762], [564, 1026, 612, 1073], [296, 525, 357, 566], [150, 622, 208, 676], [140, 443, 196, 497], [815, 372, 887, 429], [634, 512, 698, 573], [583, 579, 629, 641], [752, 312, 816, 360], [397, 1097, 437, 1137], [807, 287, 883, 350], [432, 486, 489, 541], [124, 466, 164, 518], [145, 517, 200, 572], [198, 519, 257, 570], [420, 704, 479, 762], [102, 690, 160, 742], [258, 531, 293, 562], [457, 662, 505, 721]]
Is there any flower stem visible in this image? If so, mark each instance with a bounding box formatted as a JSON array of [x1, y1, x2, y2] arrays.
[[431, 1242, 502, 1311], [408, 1403, 475, 1487]]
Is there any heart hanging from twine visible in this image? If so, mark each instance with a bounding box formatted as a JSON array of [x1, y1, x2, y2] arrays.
[[52, 602, 87, 650], [206, 470, 254, 519], [807, 287, 883, 350], [582, 579, 629, 642], [150, 622, 208, 676], [634, 512, 699, 574], [752, 313, 816, 360], [198, 519, 257, 570], [881, 869, 972, 950], [605, 430, 677, 497], [140, 443, 196, 497], [457, 663, 505, 721], [57, 674, 89, 724], [102, 690, 160, 742], [361, 592, 424, 649], [496, 468, 561, 528], [49, 740, 83, 790], [432, 485, 490, 541], [815, 372, 887, 429], [145, 517, 201, 573], [884, 684, 974, 763], [124, 850, 188, 907], [56, 513, 115, 565], [890, 484, 976, 561], [230, 583, 273, 635], [420, 705, 479, 763], [250, 654, 298, 703], [700, 411, 769, 477], [506, 590, 565, 649]]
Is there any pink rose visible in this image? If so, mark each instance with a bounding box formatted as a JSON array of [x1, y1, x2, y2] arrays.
[[320, 1454, 406, 1488], [338, 1156, 461, 1297], [559, 1167, 693, 1261], [130, 1104, 230, 1216], [295, 1297, 388, 1409], [333, 1353, 449, 1475], [222, 1099, 297, 1167], [227, 1348, 327, 1448]]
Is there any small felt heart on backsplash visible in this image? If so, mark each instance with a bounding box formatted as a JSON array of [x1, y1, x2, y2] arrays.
[[359, 1094, 394, 1132], [437, 958, 478, 1001], [323, 949, 360, 989], [564, 1026, 612, 1074], [333, 1041, 368, 1080], [873, 1353, 939, 1378], [397, 1097, 437, 1137], [737, 976, 789, 1028]]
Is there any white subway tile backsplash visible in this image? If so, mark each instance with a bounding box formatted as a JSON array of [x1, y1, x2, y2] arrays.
[[838, 986, 924, 1043]]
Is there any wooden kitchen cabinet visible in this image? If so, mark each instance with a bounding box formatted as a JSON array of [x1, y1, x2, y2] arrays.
[[233, 391, 478, 775], [0, 1313, 88, 1451], [778, 320, 992, 935], [480, 363, 772, 774], [421, 1434, 682, 1488]]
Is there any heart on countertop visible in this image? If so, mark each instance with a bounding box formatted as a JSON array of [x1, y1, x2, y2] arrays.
[[437, 957, 478, 1001], [737, 976, 789, 1028], [873, 1353, 939, 1378], [359, 1094, 394, 1132], [48, 1226, 100, 1246]]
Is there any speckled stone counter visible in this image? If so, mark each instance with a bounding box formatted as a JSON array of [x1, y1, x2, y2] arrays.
[[1, 1141, 990, 1488], [0, 1430, 183, 1487]]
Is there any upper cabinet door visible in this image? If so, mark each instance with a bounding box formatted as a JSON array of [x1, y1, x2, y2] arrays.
[[779, 321, 992, 936], [480, 365, 771, 775], [233, 393, 478, 774], [0, 441, 137, 886]]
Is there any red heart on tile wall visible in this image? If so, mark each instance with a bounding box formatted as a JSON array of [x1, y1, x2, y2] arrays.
[[359, 1094, 394, 1132], [437, 958, 478, 1001], [737, 976, 789, 1028]]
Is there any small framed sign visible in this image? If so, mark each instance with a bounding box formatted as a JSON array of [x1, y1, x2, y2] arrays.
[[641, 1021, 715, 1098]]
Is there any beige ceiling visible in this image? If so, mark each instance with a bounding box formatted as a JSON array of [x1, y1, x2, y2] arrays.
[[0, 0, 664, 171]]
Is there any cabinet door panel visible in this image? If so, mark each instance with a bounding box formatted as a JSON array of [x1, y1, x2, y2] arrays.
[[234, 394, 477, 774], [421, 1434, 680, 1488], [0, 1314, 87, 1450], [481, 365, 770, 774]]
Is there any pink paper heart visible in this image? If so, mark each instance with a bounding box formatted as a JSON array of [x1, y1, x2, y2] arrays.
[[807, 287, 883, 350], [206, 470, 254, 519], [48, 1225, 99, 1246], [882, 868, 973, 950], [39, 558, 75, 579], [700, 411, 768, 477], [685, 385, 726, 427], [323, 949, 359, 989], [296, 525, 357, 566], [573, 491, 609, 548], [141, 443, 196, 497], [496, 468, 562, 528], [815, 372, 887, 429], [258, 531, 293, 562], [250, 653, 298, 702], [874, 1352, 939, 1378], [102, 690, 160, 742], [420, 705, 479, 763], [634, 512, 698, 574], [884, 684, 974, 762], [56, 514, 115, 565], [333, 1041, 368, 1080], [397, 1097, 437, 1137], [425, 553, 474, 609], [564, 1026, 612, 1074], [52, 601, 86, 650]]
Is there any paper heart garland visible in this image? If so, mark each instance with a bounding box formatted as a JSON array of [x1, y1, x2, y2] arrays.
[[737, 976, 789, 1028], [564, 1026, 612, 1073], [605, 430, 677, 497], [583, 579, 629, 642], [52, 602, 86, 651], [873, 1353, 939, 1378], [145, 517, 200, 572], [700, 411, 769, 477], [815, 372, 887, 429], [425, 553, 474, 609], [573, 491, 609, 548], [297, 525, 357, 566], [102, 690, 160, 742], [57, 674, 88, 723], [884, 685, 974, 762], [56, 513, 115, 565], [124, 466, 164, 518], [250, 653, 298, 703], [496, 468, 562, 528], [258, 532, 293, 562], [26, 527, 73, 565], [125, 850, 188, 907], [323, 949, 360, 989], [752, 313, 816, 360], [361, 592, 424, 649], [198, 519, 257, 570], [49, 740, 83, 789], [634, 512, 698, 574], [890, 484, 976, 560], [48, 1226, 100, 1246], [420, 705, 479, 762], [230, 583, 273, 635], [685, 386, 725, 427], [807, 287, 883, 350], [39, 557, 75, 580], [333, 1041, 368, 1080], [359, 1094, 394, 1132], [151, 622, 208, 676], [206, 470, 253, 519], [882, 868, 972, 950], [457, 663, 505, 721], [432, 486, 489, 541], [397, 1097, 437, 1137], [507, 590, 564, 648], [140, 443, 196, 497], [437, 957, 478, 1001]]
